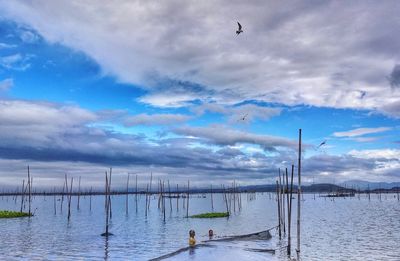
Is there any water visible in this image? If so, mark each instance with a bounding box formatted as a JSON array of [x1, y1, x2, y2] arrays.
[[0, 193, 399, 260]]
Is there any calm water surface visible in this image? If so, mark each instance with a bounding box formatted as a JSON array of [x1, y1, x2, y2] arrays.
[[0, 193, 399, 260]]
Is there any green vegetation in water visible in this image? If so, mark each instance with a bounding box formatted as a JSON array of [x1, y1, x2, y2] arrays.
[[0, 210, 32, 218], [190, 212, 229, 218]]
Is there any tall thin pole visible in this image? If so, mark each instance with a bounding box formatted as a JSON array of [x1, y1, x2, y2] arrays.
[[89, 186, 92, 211], [135, 175, 138, 213], [67, 177, 73, 221], [77, 176, 81, 210], [168, 180, 172, 213], [20, 179, 25, 212], [186, 180, 189, 218], [126, 173, 130, 215], [276, 180, 281, 239], [176, 184, 179, 212], [148, 172, 153, 210], [288, 164, 294, 256], [27, 166, 31, 216], [211, 184, 214, 211], [297, 129, 302, 256]]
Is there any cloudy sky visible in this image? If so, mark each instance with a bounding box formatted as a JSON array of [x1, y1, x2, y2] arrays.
[[0, 0, 399, 189]]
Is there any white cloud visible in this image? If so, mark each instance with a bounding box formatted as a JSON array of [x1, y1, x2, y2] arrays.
[[0, 78, 13, 91], [1, 0, 399, 114], [348, 149, 400, 160], [124, 113, 191, 126], [193, 103, 282, 123], [0, 42, 17, 49], [173, 124, 299, 151], [333, 127, 392, 138], [0, 53, 31, 70]]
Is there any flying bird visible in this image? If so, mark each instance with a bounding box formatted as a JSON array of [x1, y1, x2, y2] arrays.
[[238, 113, 248, 121], [236, 22, 243, 35], [317, 140, 327, 148]]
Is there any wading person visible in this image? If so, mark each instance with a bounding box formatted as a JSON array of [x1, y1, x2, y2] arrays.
[[208, 229, 214, 239], [189, 230, 196, 247]]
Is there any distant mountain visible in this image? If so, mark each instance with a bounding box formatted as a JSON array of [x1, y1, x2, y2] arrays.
[[339, 180, 400, 190]]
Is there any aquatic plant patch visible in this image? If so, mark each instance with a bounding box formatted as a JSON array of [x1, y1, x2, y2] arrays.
[[190, 212, 229, 218], [0, 210, 32, 218]]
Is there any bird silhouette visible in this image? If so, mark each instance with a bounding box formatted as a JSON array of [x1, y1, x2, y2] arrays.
[[236, 22, 243, 35], [317, 140, 326, 148], [238, 113, 248, 121]]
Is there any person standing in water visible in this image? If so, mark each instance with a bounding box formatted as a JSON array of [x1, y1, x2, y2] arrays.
[[208, 229, 214, 239], [189, 230, 196, 247]]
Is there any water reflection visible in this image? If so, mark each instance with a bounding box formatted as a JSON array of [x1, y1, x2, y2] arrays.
[[104, 235, 109, 261], [0, 193, 399, 260]]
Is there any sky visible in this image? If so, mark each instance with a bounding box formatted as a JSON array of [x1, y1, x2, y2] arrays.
[[0, 0, 399, 189]]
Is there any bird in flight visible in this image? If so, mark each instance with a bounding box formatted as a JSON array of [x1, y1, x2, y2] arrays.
[[317, 140, 326, 148], [238, 113, 248, 121], [236, 22, 243, 35]]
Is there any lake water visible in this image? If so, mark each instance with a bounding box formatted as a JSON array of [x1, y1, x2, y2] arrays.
[[0, 192, 399, 260]]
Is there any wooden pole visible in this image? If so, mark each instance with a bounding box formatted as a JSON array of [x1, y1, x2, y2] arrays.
[[126, 173, 130, 215], [186, 180, 189, 218], [148, 172, 153, 210], [223, 185, 229, 214], [27, 166, 31, 216], [108, 169, 112, 220], [61, 174, 67, 213], [77, 176, 81, 210], [135, 175, 138, 213], [53, 187, 57, 215], [211, 184, 214, 211], [280, 169, 286, 235], [276, 180, 281, 239], [104, 171, 110, 235], [287, 164, 294, 256], [168, 180, 172, 213], [67, 177, 73, 221], [297, 128, 302, 256], [163, 181, 166, 221], [145, 184, 149, 217], [89, 186, 92, 211], [176, 184, 179, 212], [20, 179, 25, 212]]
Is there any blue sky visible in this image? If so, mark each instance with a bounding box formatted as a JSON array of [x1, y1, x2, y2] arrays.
[[0, 1, 399, 188]]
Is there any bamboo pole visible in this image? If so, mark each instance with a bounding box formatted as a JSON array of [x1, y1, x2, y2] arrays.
[[168, 180, 172, 213], [287, 164, 294, 256], [176, 184, 179, 212], [223, 185, 229, 214], [211, 184, 214, 211], [126, 173, 130, 215], [103, 171, 110, 236], [145, 184, 149, 217], [163, 181, 166, 221], [67, 177, 73, 221], [108, 169, 112, 220], [89, 186, 92, 211], [148, 172, 153, 210], [61, 174, 67, 213], [135, 175, 138, 213], [281, 169, 286, 235], [285, 167, 290, 225], [186, 180, 189, 218], [77, 176, 81, 210], [296, 128, 302, 257], [20, 179, 25, 212], [27, 166, 31, 216], [53, 187, 57, 215], [276, 180, 281, 240]]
